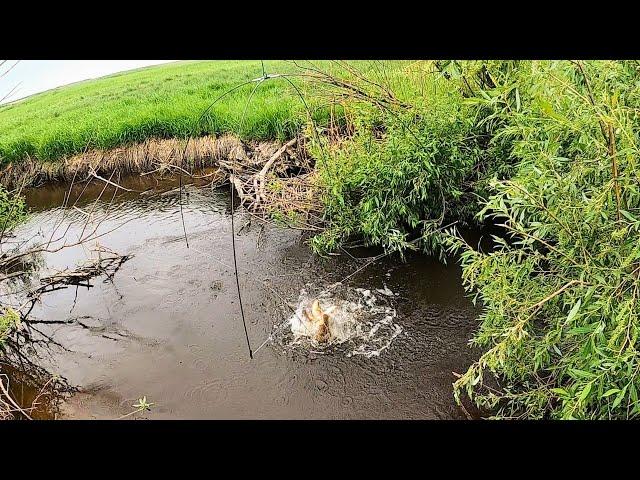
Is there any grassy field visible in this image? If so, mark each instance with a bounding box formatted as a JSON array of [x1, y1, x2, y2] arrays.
[[0, 60, 329, 164]]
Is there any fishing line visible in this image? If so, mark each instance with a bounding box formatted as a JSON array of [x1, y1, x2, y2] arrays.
[[178, 173, 189, 248], [223, 62, 320, 358], [225, 61, 351, 357], [177, 61, 292, 359], [177, 78, 264, 250], [230, 63, 323, 358]]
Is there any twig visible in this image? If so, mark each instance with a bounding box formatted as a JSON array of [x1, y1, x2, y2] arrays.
[[0, 374, 32, 420], [528, 279, 583, 311], [89, 169, 139, 192]]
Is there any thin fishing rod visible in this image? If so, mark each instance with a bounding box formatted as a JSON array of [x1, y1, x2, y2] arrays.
[[227, 61, 338, 358], [230, 177, 253, 359], [179, 62, 280, 359], [174, 76, 263, 359]]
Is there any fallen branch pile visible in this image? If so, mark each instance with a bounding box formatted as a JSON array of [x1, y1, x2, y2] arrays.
[[35, 252, 131, 295], [0, 171, 136, 420], [223, 136, 323, 230], [0, 131, 326, 230]]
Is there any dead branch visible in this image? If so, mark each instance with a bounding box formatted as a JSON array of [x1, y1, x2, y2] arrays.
[[0, 374, 32, 420], [256, 138, 298, 206], [36, 253, 131, 293]]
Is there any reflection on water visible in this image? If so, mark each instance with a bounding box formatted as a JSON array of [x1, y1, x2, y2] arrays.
[[2, 172, 482, 419]]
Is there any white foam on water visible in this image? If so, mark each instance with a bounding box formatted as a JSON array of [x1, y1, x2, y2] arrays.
[[284, 283, 403, 358]]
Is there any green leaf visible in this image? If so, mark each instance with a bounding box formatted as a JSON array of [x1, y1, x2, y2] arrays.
[[603, 388, 621, 397], [612, 388, 626, 409], [538, 98, 569, 123], [551, 388, 569, 397], [566, 299, 581, 324], [579, 382, 592, 402], [621, 210, 638, 222], [569, 368, 595, 379]]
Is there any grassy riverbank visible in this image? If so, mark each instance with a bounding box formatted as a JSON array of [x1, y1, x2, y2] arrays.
[[0, 60, 329, 165]]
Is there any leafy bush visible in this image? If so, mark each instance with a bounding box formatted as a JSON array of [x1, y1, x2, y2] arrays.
[[310, 60, 640, 419], [0, 187, 26, 344], [447, 60, 640, 418], [309, 63, 490, 257], [0, 307, 20, 345]]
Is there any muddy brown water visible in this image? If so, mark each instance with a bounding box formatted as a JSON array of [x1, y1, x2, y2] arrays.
[[1, 172, 483, 419]]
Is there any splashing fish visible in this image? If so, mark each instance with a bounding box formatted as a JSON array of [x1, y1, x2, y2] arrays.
[[284, 286, 403, 357], [302, 299, 337, 343]]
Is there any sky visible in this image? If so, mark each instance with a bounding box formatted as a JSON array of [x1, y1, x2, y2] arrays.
[[0, 60, 176, 105]]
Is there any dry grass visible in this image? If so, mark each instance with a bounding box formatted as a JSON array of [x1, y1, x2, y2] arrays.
[[0, 134, 275, 188]]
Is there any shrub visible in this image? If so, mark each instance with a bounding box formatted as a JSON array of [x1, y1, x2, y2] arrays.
[[448, 60, 640, 418], [0, 307, 20, 345], [309, 62, 490, 258]]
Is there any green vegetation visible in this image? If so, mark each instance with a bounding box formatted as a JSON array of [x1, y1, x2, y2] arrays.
[[0, 60, 328, 164], [309, 62, 491, 257], [0, 185, 26, 231], [447, 61, 640, 419], [0, 307, 19, 344], [118, 396, 155, 419], [0, 187, 26, 346], [310, 60, 640, 419]]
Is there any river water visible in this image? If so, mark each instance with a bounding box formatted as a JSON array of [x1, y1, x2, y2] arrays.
[[0, 172, 482, 419]]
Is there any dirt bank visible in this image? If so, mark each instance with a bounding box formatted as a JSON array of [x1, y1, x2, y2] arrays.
[[0, 135, 301, 187]]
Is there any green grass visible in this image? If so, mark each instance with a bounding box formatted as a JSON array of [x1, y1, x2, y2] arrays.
[[0, 60, 329, 164]]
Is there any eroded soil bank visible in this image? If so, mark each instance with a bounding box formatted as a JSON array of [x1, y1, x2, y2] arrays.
[[0, 135, 307, 189], [1, 172, 482, 419]]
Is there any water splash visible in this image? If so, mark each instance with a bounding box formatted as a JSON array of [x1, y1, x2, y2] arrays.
[[279, 282, 403, 358]]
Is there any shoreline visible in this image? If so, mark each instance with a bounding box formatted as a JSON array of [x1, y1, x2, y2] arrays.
[[0, 134, 290, 189]]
